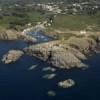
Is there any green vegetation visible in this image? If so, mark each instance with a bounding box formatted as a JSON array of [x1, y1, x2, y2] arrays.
[[52, 12, 100, 31], [0, 6, 44, 31], [1, 9, 100, 32], [28, 11, 44, 25], [0, 2, 100, 32]]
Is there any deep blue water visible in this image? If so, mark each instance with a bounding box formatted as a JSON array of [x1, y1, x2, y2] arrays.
[[0, 41, 100, 100]]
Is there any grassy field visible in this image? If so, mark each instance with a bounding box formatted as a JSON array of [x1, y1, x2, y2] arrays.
[[0, 10, 44, 30], [27, 11, 44, 25], [52, 12, 100, 31]]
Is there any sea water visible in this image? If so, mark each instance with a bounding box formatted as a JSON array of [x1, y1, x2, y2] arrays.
[[0, 40, 100, 100]]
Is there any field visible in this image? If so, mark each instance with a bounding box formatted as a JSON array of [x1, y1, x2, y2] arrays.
[[52, 12, 100, 31], [0, 8, 44, 31]]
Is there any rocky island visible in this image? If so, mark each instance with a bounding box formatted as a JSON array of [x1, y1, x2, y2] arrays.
[[58, 79, 75, 88], [2, 50, 24, 64]]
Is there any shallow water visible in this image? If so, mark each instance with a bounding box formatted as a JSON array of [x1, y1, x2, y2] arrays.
[[27, 31, 54, 43], [0, 41, 100, 100]]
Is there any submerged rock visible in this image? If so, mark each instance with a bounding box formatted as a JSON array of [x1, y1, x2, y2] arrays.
[[42, 74, 56, 79], [2, 50, 24, 64], [58, 79, 75, 88], [28, 65, 37, 70], [42, 67, 56, 72], [47, 90, 56, 97]]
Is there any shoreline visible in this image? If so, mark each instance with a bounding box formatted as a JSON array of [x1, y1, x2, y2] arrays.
[[0, 27, 100, 70]]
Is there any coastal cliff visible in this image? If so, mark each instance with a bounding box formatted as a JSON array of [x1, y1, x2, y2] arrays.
[[0, 29, 37, 42], [1, 28, 100, 70], [24, 36, 98, 69]]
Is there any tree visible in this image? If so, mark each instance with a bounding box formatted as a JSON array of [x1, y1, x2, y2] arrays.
[[45, 12, 55, 24]]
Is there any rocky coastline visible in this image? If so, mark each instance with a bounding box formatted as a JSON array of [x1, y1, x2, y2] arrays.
[[0, 29, 37, 43], [24, 36, 98, 69], [0, 28, 100, 70], [1, 29, 100, 93]]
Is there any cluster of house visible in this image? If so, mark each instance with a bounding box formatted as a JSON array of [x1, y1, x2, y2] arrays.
[[63, 2, 100, 15], [26, 2, 62, 14], [25, 1, 100, 15], [4, 1, 99, 16]]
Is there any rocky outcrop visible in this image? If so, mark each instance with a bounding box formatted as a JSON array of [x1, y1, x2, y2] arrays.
[[24, 41, 58, 61], [19, 34, 37, 43], [2, 50, 24, 64], [47, 91, 56, 97], [49, 46, 87, 69], [0, 30, 19, 40], [58, 79, 75, 88], [24, 36, 96, 69], [42, 74, 56, 79], [0, 29, 37, 43], [28, 65, 37, 70], [67, 37, 96, 54], [1, 33, 97, 69], [42, 67, 56, 72]]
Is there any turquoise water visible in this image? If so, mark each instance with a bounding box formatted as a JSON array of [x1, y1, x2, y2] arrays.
[[0, 40, 100, 100]]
